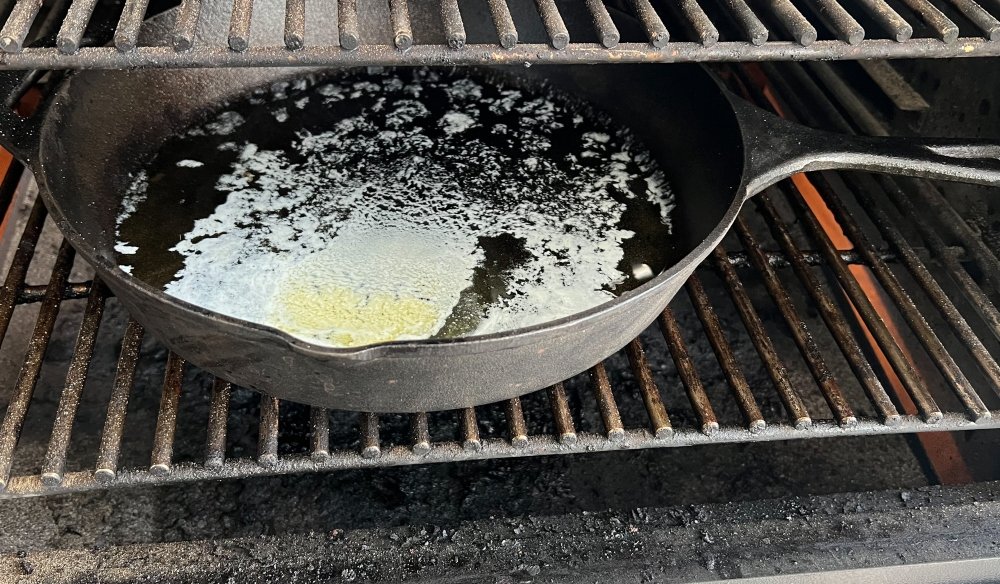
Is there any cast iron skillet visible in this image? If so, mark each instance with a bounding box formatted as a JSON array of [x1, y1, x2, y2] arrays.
[[0, 0, 998, 412]]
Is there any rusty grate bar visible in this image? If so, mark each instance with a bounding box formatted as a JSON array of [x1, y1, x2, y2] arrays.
[[204, 378, 230, 468], [94, 318, 144, 481], [39, 278, 108, 485], [3, 0, 1000, 67]]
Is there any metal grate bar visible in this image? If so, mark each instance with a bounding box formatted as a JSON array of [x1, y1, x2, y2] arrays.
[[783, 185, 944, 422], [658, 308, 720, 435], [878, 178, 1000, 343], [18, 282, 91, 303], [10, 412, 1000, 498], [505, 397, 528, 447], [309, 407, 329, 460], [766, 0, 818, 46], [673, 0, 719, 45], [711, 246, 815, 428], [284, 0, 304, 50], [0, 240, 73, 490], [359, 411, 380, 458], [440, 0, 465, 49], [810, 173, 991, 421], [629, 0, 669, 48], [533, 0, 569, 49], [257, 394, 279, 466], [753, 195, 901, 424], [4, 0, 1000, 67], [854, 0, 912, 41], [813, 0, 865, 44], [893, 181, 1000, 319], [388, 0, 411, 50], [228, 0, 254, 52], [547, 382, 577, 444], [114, 0, 152, 52], [0, 0, 41, 52], [204, 378, 230, 468], [686, 274, 767, 432], [487, 0, 517, 49], [624, 339, 672, 438], [94, 318, 144, 481], [855, 179, 1000, 386], [149, 353, 185, 474], [171, 0, 202, 51], [459, 407, 481, 451], [338, 0, 359, 50], [590, 363, 626, 441], [722, 0, 768, 45], [410, 412, 430, 455], [898, 0, 958, 42], [586, 0, 619, 48], [948, 0, 1000, 40], [732, 217, 861, 426], [0, 199, 45, 343], [39, 278, 108, 485], [57, 0, 101, 53], [9, 39, 1000, 68]]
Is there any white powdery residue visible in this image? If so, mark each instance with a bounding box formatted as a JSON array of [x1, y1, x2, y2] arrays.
[[516, 98, 556, 124], [385, 99, 430, 129], [270, 81, 290, 100], [440, 111, 476, 135], [489, 89, 522, 115], [272, 107, 289, 123], [217, 142, 239, 152], [582, 131, 611, 146], [119, 265, 133, 274], [117, 170, 148, 222], [204, 111, 245, 136], [445, 78, 483, 100], [177, 159, 204, 168], [295, 97, 310, 109], [115, 242, 138, 254], [644, 171, 674, 227], [350, 81, 380, 99], [317, 83, 347, 102]]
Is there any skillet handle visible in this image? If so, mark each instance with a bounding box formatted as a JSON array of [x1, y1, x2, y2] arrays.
[[740, 101, 1000, 197], [0, 70, 44, 164]]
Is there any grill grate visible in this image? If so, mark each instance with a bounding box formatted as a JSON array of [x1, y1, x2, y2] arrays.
[[0, 59, 999, 498], [1, 0, 1000, 68]]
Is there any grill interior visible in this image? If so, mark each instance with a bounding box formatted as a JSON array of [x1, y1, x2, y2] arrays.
[[0, 1, 999, 580], [1, 0, 1000, 67], [0, 55, 998, 499]]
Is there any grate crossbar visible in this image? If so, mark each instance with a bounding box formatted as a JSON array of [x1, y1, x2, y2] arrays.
[[1, 0, 1000, 67]]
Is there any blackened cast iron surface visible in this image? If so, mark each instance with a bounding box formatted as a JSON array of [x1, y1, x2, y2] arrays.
[[0, 1, 999, 412]]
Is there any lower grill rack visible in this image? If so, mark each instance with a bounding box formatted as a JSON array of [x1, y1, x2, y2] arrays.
[[0, 59, 999, 499]]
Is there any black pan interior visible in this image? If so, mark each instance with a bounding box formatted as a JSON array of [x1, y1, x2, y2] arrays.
[[38, 62, 745, 300]]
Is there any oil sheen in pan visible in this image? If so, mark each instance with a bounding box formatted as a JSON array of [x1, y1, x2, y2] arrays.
[[115, 69, 676, 348]]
